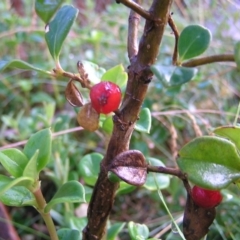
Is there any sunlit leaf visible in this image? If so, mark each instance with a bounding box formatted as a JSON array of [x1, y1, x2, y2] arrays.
[[23, 128, 52, 172], [57, 228, 80, 240], [135, 108, 152, 133], [178, 25, 211, 61], [102, 116, 113, 134], [151, 65, 198, 87], [213, 125, 240, 151], [78, 153, 103, 186], [45, 181, 85, 212], [45, 5, 78, 60], [101, 64, 128, 88], [178, 136, 240, 189], [0, 149, 28, 177], [128, 221, 149, 240]]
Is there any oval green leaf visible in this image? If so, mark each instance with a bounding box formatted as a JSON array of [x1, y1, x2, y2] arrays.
[[144, 157, 170, 190], [22, 150, 39, 181], [178, 136, 240, 189], [102, 116, 114, 134], [0, 175, 35, 207], [178, 25, 211, 61], [57, 228, 80, 240], [101, 64, 128, 88], [213, 125, 240, 151], [107, 222, 126, 240], [128, 221, 149, 240], [151, 65, 198, 87], [0, 149, 28, 177], [135, 108, 152, 133], [45, 5, 78, 60], [0, 59, 50, 75], [78, 153, 103, 186], [23, 128, 52, 172], [45, 181, 85, 213], [35, 0, 64, 23]]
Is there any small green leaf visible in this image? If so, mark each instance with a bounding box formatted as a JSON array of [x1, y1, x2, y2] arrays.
[[135, 108, 152, 133], [116, 182, 136, 195], [214, 125, 240, 151], [178, 25, 211, 61], [22, 150, 39, 181], [81, 61, 106, 84], [178, 136, 240, 189], [45, 181, 85, 213], [23, 128, 52, 172], [144, 157, 170, 191], [0, 149, 28, 177], [128, 221, 149, 240], [0, 175, 35, 207], [0, 59, 50, 75], [107, 222, 126, 240], [45, 5, 78, 60], [0, 175, 33, 196], [35, 0, 64, 23], [234, 41, 240, 69], [101, 64, 128, 88], [102, 116, 114, 134], [151, 65, 198, 87], [78, 153, 103, 186], [57, 228, 80, 240]]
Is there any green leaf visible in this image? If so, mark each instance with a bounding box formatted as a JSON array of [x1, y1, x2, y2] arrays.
[[22, 150, 39, 181], [102, 116, 114, 134], [0, 149, 28, 177], [178, 136, 240, 189], [151, 65, 198, 87], [57, 228, 80, 240], [178, 25, 211, 61], [234, 41, 240, 69], [0, 175, 33, 196], [35, 0, 64, 23], [144, 157, 170, 191], [128, 221, 149, 240], [0, 175, 35, 207], [107, 222, 126, 240], [23, 128, 52, 172], [135, 108, 152, 133], [213, 125, 240, 151], [0, 59, 50, 75], [116, 182, 136, 195], [45, 181, 85, 213], [101, 64, 128, 88], [45, 5, 78, 60], [78, 153, 103, 186], [81, 61, 106, 84]]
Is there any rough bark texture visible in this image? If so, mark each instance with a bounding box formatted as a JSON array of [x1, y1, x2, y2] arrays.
[[83, 1, 173, 239]]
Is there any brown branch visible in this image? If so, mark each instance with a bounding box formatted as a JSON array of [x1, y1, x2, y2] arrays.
[[168, 14, 179, 65], [147, 165, 186, 179], [83, 0, 173, 239], [182, 54, 235, 67], [117, 0, 152, 20], [127, 0, 141, 60]]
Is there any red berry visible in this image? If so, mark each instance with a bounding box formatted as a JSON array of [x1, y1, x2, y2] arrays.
[[192, 185, 223, 209], [90, 81, 121, 114]]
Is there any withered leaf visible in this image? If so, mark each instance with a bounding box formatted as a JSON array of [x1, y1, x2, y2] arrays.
[[77, 103, 99, 132], [183, 193, 216, 240], [110, 150, 147, 186], [65, 79, 84, 107]]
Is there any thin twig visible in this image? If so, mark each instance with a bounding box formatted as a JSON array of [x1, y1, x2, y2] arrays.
[[117, 0, 152, 20], [168, 14, 179, 65], [182, 54, 235, 67], [0, 126, 84, 150], [127, 0, 141, 60]]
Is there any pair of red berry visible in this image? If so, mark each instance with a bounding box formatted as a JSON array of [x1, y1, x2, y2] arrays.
[[90, 81, 122, 114], [191, 185, 222, 209]]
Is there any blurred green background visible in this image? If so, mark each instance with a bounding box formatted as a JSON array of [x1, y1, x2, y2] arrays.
[[0, 0, 240, 239]]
